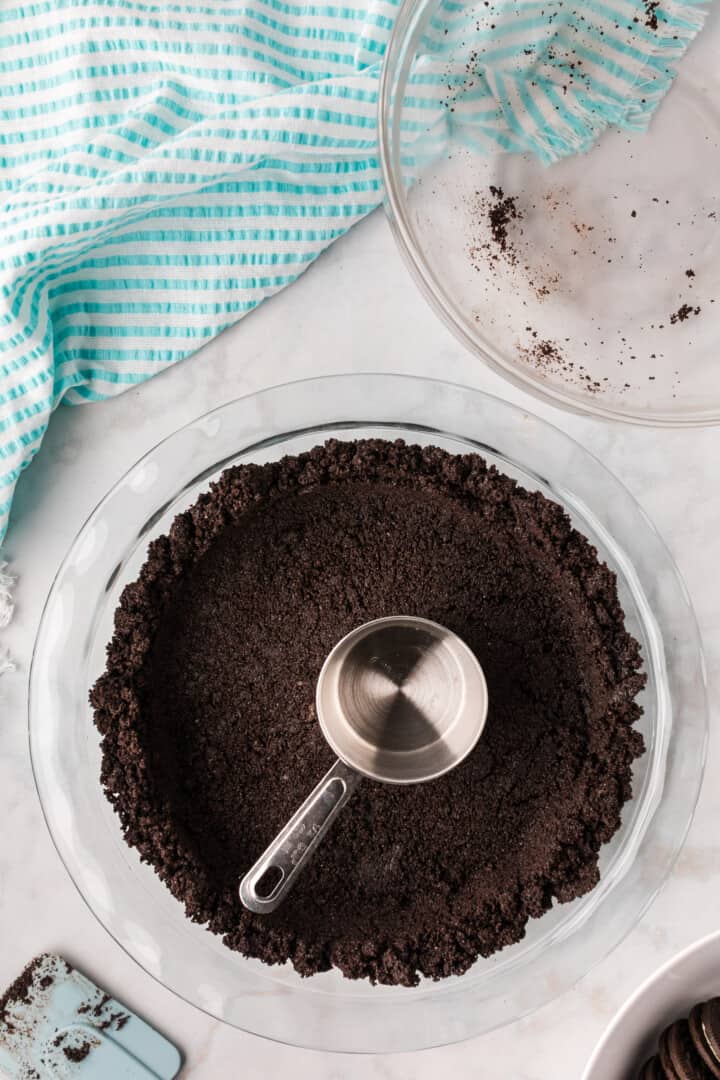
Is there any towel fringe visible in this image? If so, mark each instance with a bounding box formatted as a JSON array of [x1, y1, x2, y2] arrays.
[[0, 560, 16, 677]]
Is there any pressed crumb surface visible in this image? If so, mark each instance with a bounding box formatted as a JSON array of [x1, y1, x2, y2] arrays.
[[91, 439, 645, 986]]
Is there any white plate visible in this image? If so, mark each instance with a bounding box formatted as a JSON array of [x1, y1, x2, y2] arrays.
[[583, 930, 720, 1079]]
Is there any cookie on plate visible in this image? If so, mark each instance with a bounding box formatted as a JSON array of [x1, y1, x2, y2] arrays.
[[638, 1001, 720, 1080], [638, 1057, 664, 1079], [689, 1000, 720, 1079], [664, 1018, 716, 1079]]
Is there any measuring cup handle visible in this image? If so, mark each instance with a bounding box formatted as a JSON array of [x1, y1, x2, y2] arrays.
[[239, 759, 362, 914]]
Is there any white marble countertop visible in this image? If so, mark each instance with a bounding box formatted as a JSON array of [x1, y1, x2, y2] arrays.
[[1, 209, 718, 1080]]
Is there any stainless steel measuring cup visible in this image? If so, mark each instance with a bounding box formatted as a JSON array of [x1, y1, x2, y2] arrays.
[[239, 615, 488, 914]]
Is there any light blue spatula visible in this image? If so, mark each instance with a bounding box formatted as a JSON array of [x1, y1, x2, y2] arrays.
[[0, 955, 182, 1079]]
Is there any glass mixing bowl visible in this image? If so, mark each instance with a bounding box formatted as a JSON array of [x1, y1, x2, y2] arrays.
[[30, 374, 707, 1052], [379, 3, 720, 425]]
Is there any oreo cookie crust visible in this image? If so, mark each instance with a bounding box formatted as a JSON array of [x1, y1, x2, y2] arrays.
[[91, 439, 646, 986]]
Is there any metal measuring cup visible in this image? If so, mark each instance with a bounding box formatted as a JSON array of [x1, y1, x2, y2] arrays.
[[239, 616, 488, 914]]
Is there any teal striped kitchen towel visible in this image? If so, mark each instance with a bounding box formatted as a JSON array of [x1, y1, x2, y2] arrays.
[[0, 0, 709, 541]]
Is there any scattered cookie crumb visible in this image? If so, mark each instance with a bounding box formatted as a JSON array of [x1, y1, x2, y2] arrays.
[[63, 1040, 94, 1063], [644, 0, 660, 30], [670, 303, 701, 324]]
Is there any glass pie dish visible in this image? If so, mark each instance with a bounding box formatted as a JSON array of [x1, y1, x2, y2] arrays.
[[379, 2, 720, 425], [29, 374, 707, 1052]]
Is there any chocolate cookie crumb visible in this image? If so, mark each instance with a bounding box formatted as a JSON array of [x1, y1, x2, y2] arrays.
[[644, 1, 660, 29], [98, 1010, 130, 1032], [487, 185, 520, 253], [517, 336, 606, 394], [469, 186, 524, 271], [92, 993, 111, 1017], [63, 1041, 92, 1063], [670, 303, 701, 324], [518, 336, 565, 371], [0, 958, 48, 1028], [91, 439, 645, 987]]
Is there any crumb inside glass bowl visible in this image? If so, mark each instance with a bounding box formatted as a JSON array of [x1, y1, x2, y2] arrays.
[[379, 2, 720, 425], [30, 376, 707, 1051]]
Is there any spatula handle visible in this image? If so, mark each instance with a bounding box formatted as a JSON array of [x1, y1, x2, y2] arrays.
[[45, 1025, 163, 1079]]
